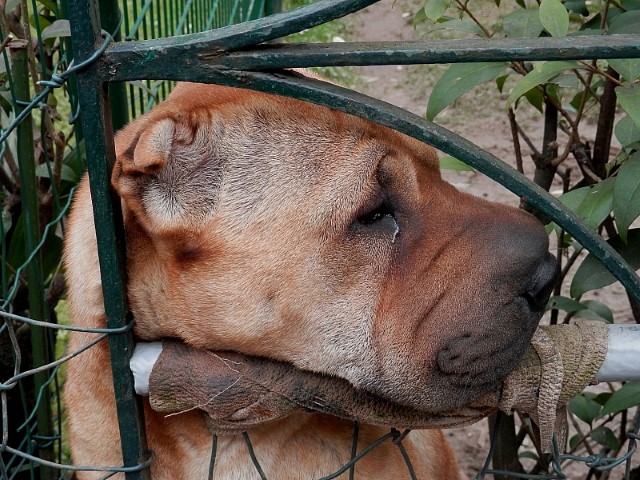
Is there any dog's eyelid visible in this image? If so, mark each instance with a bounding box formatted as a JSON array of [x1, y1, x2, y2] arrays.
[[355, 200, 400, 242]]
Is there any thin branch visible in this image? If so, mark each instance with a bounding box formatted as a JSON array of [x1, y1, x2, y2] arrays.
[[578, 61, 622, 86], [515, 122, 541, 157], [454, 0, 492, 37], [508, 108, 524, 173]]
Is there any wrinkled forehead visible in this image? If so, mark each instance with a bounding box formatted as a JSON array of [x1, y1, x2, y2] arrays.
[[147, 82, 439, 167]]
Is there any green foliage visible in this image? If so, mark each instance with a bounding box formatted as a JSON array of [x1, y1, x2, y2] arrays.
[[571, 229, 640, 296], [414, 0, 640, 474], [427, 62, 506, 120], [506, 61, 578, 108], [557, 177, 615, 230], [613, 152, 640, 242], [539, 0, 569, 36], [439, 155, 476, 171]]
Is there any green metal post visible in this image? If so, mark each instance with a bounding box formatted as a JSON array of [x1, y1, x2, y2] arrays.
[[99, 0, 129, 130], [68, 0, 151, 478], [265, 0, 282, 16], [13, 42, 54, 480]]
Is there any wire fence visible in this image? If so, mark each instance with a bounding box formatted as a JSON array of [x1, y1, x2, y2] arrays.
[[1, 0, 639, 478], [0, 1, 273, 478]]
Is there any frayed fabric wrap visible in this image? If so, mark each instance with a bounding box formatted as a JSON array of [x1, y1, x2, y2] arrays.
[[148, 321, 608, 451]]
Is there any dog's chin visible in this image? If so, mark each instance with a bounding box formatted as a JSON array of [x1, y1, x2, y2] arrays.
[[352, 301, 544, 414]]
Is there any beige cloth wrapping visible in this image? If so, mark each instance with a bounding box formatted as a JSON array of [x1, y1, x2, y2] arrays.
[[148, 321, 608, 452]]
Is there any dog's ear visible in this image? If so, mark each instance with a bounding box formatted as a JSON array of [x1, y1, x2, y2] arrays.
[[112, 114, 223, 233]]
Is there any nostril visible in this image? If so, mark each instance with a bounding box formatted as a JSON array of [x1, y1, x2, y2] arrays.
[[523, 252, 558, 311]]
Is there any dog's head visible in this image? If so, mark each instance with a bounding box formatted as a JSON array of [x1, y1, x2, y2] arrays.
[[111, 82, 557, 412]]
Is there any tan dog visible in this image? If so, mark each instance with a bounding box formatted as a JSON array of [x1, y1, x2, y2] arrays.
[[64, 81, 557, 479]]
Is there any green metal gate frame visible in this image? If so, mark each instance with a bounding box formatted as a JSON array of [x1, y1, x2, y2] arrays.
[[66, 0, 640, 477]]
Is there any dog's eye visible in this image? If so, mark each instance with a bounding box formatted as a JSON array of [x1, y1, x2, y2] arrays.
[[357, 204, 394, 225], [357, 203, 400, 242]]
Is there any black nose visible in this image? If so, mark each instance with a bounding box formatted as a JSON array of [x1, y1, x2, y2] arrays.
[[522, 252, 558, 311], [480, 208, 558, 312]]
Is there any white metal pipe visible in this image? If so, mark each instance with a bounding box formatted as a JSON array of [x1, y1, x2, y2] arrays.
[[130, 324, 640, 396], [596, 324, 640, 382]]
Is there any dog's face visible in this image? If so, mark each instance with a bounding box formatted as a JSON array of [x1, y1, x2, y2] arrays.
[[112, 82, 556, 413]]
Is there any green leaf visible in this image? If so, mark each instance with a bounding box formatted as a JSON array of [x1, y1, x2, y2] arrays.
[[593, 392, 613, 405], [591, 426, 621, 450], [569, 392, 602, 425], [539, 0, 570, 36], [432, 18, 485, 36], [609, 59, 640, 82], [519, 451, 539, 461], [507, 61, 577, 108], [578, 300, 613, 323], [570, 89, 593, 111], [35, 163, 79, 183], [503, 9, 544, 37], [564, 0, 589, 15], [569, 434, 583, 450], [37, 0, 57, 10], [427, 63, 506, 120], [613, 152, 640, 243], [41, 19, 71, 40], [524, 87, 544, 112], [601, 382, 640, 415], [550, 295, 586, 313], [622, 0, 640, 10], [550, 296, 613, 322], [615, 115, 640, 148], [439, 155, 475, 171], [30, 14, 51, 31], [1, 209, 11, 242], [496, 75, 509, 93], [423, 0, 452, 22], [608, 10, 640, 34], [413, 7, 427, 26], [570, 229, 640, 296], [617, 85, 640, 130], [558, 177, 615, 230], [569, 28, 605, 35]]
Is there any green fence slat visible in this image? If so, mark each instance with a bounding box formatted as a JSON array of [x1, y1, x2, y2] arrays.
[[13, 40, 54, 480], [126, 0, 154, 40], [67, 0, 151, 478]]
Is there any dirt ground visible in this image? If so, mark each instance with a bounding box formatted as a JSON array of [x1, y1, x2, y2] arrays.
[[341, 1, 638, 478]]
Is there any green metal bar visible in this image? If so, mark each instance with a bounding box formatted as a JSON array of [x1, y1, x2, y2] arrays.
[[265, 0, 282, 16], [252, 0, 267, 20], [125, 0, 153, 41], [226, 0, 240, 24], [174, 0, 194, 35], [204, 0, 221, 30], [103, 35, 640, 80], [67, 0, 150, 478], [205, 36, 640, 68], [13, 40, 54, 480], [99, 0, 129, 130]]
